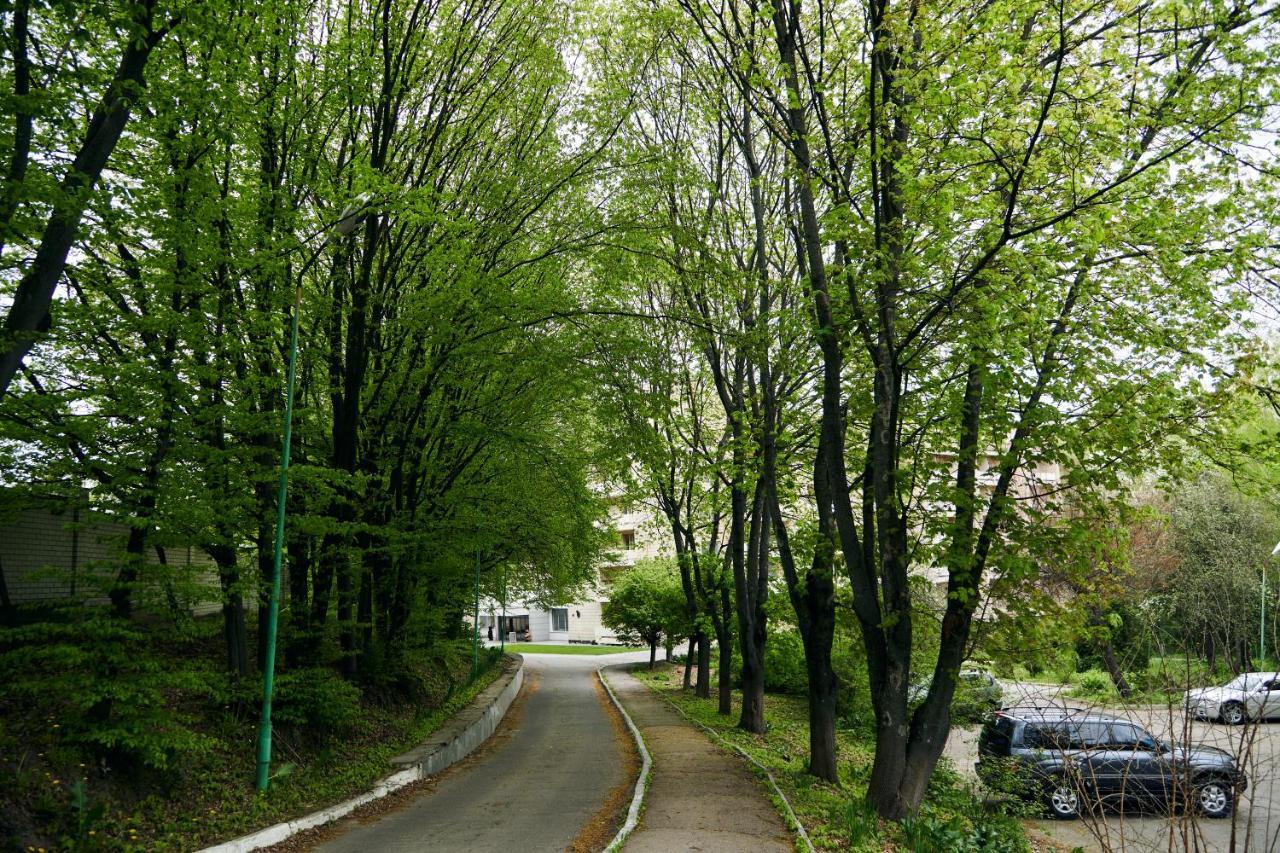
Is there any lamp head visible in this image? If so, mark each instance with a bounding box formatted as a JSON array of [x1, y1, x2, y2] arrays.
[[335, 192, 373, 236]]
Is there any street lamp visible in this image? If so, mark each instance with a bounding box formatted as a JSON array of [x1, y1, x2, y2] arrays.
[[1266, 540, 1280, 666], [255, 196, 371, 793], [472, 549, 481, 680]]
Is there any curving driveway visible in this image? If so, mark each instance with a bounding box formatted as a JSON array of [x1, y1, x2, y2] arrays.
[[311, 650, 648, 853]]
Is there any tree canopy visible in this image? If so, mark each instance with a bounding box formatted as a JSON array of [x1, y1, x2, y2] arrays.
[[2, 0, 1279, 828]]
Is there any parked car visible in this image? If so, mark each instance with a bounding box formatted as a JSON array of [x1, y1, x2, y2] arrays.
[[1185, 672, 1280, 724], [908, 668, 1004, 723], [976, 706, 1246, 819]]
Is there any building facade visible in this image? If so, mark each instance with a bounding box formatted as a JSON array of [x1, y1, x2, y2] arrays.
[[478, 497, 668, 644], [0, 494, 221, 615]]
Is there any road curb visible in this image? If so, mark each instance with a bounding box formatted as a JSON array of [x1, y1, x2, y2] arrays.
[[200, 654, 525, 853], [598, 664, 653, 853]]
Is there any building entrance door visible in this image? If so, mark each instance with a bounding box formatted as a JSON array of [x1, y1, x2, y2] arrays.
[[504, 615, 529, 641]]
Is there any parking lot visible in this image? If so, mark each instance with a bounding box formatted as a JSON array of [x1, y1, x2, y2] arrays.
[[945, 682, 1280, 852]]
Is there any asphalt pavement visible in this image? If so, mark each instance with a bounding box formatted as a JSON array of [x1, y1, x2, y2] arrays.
[[311, 650, 649, 853]]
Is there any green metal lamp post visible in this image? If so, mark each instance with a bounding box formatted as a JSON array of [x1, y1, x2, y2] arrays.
[[254, 282, 301, 792], [1266, 540, 1280, 665], [472, 549, 481, 680], [255, 197, 369, 793]]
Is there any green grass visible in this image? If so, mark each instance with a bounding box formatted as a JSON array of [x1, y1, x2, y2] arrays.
[[503, 642, 646, 655], [634, 665, 1031, 852]]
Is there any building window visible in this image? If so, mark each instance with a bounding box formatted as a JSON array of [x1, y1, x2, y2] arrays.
[[551, 608, 569, 632], [620, 530, 636, 550]]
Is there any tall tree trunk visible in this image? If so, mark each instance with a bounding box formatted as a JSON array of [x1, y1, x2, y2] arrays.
[[210, 544, 249, 677], [736, 480, 769, 734], [696, 632, 711, 699], [0, 1, 172, 400], [285, 536, 311, 668], [357, 557, 374, 653], [256, 519, 273, 671], [312, 534, 340, 629], [773, 484, 840, 781], [1087, 607, 1132, 699], [337, 554, 357, 676], [110, 342, 178, 619], [714, 584, 734, 715], [1100, 639, 1132, 699]]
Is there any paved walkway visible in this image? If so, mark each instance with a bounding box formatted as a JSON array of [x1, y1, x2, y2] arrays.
[[311, 652, 647, 853], [606, 667, 794, 853]]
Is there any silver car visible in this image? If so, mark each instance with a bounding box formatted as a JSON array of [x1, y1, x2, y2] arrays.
[[1185, 673, 1280, 725]]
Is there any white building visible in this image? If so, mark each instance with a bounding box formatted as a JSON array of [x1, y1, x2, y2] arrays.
[[474, 453, 1062, 643], [477, 497, 667, 644]]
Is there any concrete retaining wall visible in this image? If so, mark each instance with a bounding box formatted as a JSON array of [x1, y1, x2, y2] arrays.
[[200, 655, 525, 853]]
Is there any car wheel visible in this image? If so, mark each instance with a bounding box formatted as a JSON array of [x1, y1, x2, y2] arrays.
[[1221, 702, 1247, 726], [1047, 779, 1081, 819], [1195, 778, 1234, 818]]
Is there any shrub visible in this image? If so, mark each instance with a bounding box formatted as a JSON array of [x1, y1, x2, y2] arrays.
[[763, 629, 809, 695], [833, 642, 875, 730], [1049, 648, 1079, 685], [950, 679, 1000, 724], [271, 667, 364, 736], [1069, 668, 1115, 700], [910, 761, 1032, 852], [0, 610, 213, 772]]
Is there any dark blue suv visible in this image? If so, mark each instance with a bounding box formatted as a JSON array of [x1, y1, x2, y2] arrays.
[[977, 706, 1246, 819]]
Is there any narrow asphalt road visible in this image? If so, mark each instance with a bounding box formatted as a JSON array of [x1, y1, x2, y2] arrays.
[[311, 651, 648, 853]]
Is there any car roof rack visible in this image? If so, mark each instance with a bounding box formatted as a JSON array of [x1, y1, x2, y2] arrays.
[[996, 702, 1098, 717]]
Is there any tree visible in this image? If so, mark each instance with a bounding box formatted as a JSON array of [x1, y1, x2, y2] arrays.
[[0, 0, 178, 400], [603, 558, 691, 668], [1, 0, 615, 688], [663, 0, 1280, 816], [1159, 474, 1280, 669]]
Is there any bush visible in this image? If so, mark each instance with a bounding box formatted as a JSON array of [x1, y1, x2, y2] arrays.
[[272, 667, 364, 735], [1068, 668, 1115, 700], [833, 642, 875, 730], [0, 610, 214, 772], [1049, 648, 1079, 685], [908, 761, 1031, 852], [950, 679, 1000, 724], [763, 629, 809, 695]]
